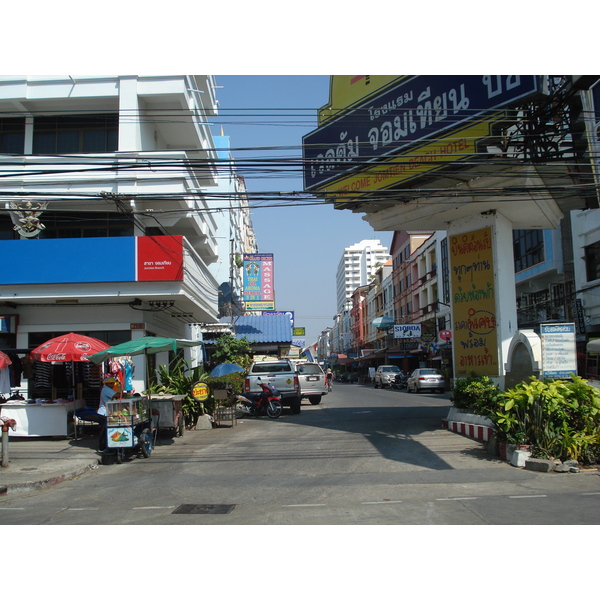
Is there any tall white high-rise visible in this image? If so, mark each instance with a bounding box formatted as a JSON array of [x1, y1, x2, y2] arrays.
[[336, 239, 390, 314]]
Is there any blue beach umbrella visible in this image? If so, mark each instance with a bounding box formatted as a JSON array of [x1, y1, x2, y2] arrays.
[[210, 363, 246, 377]]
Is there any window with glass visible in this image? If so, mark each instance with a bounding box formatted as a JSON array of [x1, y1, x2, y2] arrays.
[[585, 240, 600, 282], [33, 114, 118, 154], [0, 118, 25, 153], [34, 211, 134, 239], [513, 229, 544, 273]]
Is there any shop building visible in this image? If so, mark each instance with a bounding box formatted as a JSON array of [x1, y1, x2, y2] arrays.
[[0, 75, 228, 399]]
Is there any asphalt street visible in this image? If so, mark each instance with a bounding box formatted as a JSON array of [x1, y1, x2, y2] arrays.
[[1, 382, 599, 526]]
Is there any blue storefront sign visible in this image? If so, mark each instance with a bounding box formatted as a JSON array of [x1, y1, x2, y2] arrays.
[[303, 75, 543, 191]]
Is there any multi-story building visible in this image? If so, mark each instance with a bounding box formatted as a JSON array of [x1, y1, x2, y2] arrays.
[[206, 133, 257, 319], [0, 75, 227, 398], [335, 239, 390, 314], [365, 259, 392, 350]]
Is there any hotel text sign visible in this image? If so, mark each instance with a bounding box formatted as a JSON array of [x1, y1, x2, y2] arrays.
[[303, 75, 542, 190]]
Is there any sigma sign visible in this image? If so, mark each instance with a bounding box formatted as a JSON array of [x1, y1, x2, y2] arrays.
[[303, 75, 543, 191], [394, 324, 422, 339]]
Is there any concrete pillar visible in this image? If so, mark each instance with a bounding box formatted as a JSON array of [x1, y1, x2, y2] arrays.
[[447, 210, 518, 389], [118, 76, 141, 151]]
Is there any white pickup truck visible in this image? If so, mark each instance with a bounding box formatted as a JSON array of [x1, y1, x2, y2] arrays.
[[244, 359, 302, 414]]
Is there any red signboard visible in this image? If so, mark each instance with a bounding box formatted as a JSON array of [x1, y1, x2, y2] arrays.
[[137, 236, 184, 281]]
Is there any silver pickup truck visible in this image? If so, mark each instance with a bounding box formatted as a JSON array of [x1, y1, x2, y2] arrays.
[[244, 359, 302, 414]]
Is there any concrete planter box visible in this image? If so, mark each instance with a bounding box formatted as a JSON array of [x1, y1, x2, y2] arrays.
[[446, 407, 494, 428]]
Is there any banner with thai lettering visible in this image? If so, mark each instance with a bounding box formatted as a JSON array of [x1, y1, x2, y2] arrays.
[[303, 75, 542, 191], [450, 227, 499, 377], [243, 254, 274, 310]]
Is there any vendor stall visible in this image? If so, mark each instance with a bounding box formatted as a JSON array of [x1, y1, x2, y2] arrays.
[[104, 396, 154, 463], [148, 394, 185, 436], [0, 398, 84, 437]]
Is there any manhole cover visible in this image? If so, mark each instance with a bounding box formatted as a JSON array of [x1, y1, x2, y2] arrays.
[[172, 504, 235, 515]]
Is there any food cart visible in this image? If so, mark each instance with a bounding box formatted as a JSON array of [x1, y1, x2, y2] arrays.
[[148, 394, 186, 436], [103, 396, 154, 464]]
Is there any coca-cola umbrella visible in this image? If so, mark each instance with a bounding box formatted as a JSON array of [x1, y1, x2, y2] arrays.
[[31, 332, 111, 363], [31, 333, 112, 438]]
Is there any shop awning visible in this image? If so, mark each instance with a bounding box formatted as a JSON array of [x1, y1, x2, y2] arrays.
[[587, 339, 600, 353]]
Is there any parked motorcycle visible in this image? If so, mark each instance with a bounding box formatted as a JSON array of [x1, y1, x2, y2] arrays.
[[231, 378, 283, 419], [392, 373, 408, 389]]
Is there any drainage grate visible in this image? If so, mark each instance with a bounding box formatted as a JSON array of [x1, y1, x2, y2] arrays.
[[172, 504, 235, 515]]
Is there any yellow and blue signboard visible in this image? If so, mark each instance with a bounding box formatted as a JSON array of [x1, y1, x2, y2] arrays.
[[303, 75, 543, 192]]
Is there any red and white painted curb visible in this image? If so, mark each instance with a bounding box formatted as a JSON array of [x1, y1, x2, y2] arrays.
[[442, 419, 494, 442]]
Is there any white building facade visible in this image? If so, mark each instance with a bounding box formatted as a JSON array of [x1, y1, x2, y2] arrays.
[[0, 75, 226, 398], [206, 133, 257, 319], [335, 239, 390, 314]]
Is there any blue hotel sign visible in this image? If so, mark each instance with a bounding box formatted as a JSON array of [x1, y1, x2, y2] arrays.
[[303, 75, 543, 191]]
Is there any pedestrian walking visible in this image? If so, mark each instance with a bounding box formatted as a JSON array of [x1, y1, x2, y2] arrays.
[[325, 368, 333, 392]]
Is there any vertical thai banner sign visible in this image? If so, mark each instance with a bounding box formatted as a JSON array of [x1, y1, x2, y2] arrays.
[[243, 253, 275, 310], [540, 323, 577, 379], [450, 227, 499, 377]]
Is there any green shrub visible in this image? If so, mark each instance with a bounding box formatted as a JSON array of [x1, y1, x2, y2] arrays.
[[148, 359, 246, 426], [492, 375, 600, 463], [452, 375, 500, 418]]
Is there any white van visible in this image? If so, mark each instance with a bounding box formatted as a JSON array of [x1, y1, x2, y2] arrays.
[[297, 362, 328, 405]]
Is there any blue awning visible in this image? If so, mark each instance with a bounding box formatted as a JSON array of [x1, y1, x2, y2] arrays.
[[217, 314, 293, 343]]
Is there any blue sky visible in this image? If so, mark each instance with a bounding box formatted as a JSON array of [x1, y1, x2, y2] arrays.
[[214, 75, 393, 346]]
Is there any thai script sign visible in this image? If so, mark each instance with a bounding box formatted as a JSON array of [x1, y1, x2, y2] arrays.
[[137, 235, 184, 281], [303, 75, 542, 191], [244, 254, 275, 310], [262, 310, 293, 326], [450, 227, 499, 377], [540, 323, 577, 379], [394, 324, 422, 338], [328, 119, 493, 202]]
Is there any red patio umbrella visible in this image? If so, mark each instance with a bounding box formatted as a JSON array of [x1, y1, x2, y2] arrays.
[[31, 333, 112, 439], [31, 332, 111, 363], [0, 351, 12, 370]]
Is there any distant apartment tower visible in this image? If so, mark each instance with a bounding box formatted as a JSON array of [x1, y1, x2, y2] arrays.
[[336, 239, 390, 314]]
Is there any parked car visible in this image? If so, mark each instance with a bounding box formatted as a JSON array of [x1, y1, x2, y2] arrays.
[[296, 362, 328, 405], [245, 359, 302, 413], [373, 365, 401, 388], [406, 368, 446, 393]]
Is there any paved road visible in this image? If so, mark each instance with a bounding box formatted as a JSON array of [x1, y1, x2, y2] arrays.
[[1, 383, 599, 525]]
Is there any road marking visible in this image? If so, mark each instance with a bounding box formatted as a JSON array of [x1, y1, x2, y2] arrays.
[[133, 506, 176, 510], [67, 507, 99, 511], [0, 507, 25, 510], [581, 492, 600, 496], [436, 497, 478, 501], [283, 504, 327, 507], [362, 500, 403, 504], [509, 495, 547, 499]]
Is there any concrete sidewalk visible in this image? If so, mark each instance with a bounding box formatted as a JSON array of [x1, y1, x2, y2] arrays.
[[1, 431, 102, 495]]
